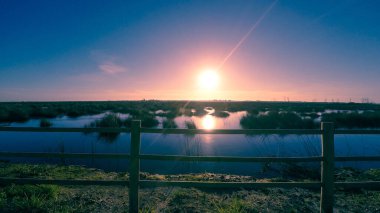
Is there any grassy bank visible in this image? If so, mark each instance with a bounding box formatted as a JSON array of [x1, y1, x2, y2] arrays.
[[1, 163, 380, 212]]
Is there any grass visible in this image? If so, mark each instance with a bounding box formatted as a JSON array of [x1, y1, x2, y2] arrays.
[[240, 111, 316, 129], [2, 101, 380, 130], [85, 113, 124, 142], [162, 118, 178, 128], [213, 197, 252, 213], [0, 163, 127, 181], [185, 119, 197, 129], [322, 111, 380, 128], [1, 163, 380, 212], [0, 184, 60, 212], [83, 112, 160, 141]]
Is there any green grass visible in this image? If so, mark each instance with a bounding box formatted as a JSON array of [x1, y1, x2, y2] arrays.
[[213, 197, 252, 213], [0, 163, 127, 180], [1, 163, 380, 212], [1, 184, 60, 212], [124, 115, 159, 128]]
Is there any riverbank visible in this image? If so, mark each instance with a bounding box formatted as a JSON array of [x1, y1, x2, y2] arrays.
[[0, 163, 380, 212]]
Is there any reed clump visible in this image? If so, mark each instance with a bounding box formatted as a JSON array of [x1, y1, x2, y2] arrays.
[[85, 113, 123, 142], [240, 111, 316, 129], [162, 119, 178, 128], [185, 120, 197, 129], [39, 119, 52, 127]]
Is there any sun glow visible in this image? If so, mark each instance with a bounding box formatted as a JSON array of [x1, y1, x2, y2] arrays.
[[198, 69, 220, 90], [201, 115, 215, 130]]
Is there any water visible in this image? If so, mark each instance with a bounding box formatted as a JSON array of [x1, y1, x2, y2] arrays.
[[1, 109, 380, 176]]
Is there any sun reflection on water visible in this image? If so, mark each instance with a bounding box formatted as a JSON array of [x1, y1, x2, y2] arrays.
[[201, 114, 215, 130]]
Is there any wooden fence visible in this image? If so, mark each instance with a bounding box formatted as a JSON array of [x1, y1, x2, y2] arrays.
[[1, 121, 380, 213]]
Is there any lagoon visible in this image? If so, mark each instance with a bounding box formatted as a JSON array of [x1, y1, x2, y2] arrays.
[[1, 108, 380, 177]]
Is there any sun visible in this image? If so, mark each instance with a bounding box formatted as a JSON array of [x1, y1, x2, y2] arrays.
[[198, 69, 220, 90]]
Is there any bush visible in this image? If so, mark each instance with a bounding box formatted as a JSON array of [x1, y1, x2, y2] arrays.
[[85, 113, 123, 142], [40, 119, 52, 127], [213, 111, 230, 118], [185, 120, 197, 129], [240, 111, 317, 129], [162, 119, 178, 128]]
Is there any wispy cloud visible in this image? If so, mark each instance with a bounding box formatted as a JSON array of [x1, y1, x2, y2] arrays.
[[99, 61, 127, 74]]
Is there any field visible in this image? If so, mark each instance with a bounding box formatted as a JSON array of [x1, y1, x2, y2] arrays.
[[1, 163, 380, 212]]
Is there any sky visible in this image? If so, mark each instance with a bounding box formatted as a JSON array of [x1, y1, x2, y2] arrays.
[[1, 0, 380, 102]]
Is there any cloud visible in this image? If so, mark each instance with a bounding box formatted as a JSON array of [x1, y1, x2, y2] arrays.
[[99, 61, 127, 74]]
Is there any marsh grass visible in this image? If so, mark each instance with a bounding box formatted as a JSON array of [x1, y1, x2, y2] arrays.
[[39, 119, 52, 127], [1, 163, 380, 212], [162, 119, 178, 128], [84, 112, 160, 141], [185, 120, 197, 129], [240, 111, 316, 129], [85, 113, 123, 142], [212, 111, 230, 118], [322, 111, 380, 128]]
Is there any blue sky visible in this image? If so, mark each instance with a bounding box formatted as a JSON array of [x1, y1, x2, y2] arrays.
[[1, 0, 379, 102]]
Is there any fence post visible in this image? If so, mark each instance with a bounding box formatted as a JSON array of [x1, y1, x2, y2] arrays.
[[129, 120, 141, 213], [320, 122, 334, 213]]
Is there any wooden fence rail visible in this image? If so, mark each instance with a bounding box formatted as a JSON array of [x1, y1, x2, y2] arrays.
[[1, 122, 380, 213]]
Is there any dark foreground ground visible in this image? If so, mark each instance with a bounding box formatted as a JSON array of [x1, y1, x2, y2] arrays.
[[0, 163, 380, 212]]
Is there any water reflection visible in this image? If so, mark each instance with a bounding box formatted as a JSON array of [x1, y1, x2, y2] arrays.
[[201, 115, 215, 129], [3, 108, 380, 175]]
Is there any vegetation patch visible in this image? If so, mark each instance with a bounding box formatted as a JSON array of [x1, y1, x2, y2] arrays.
[[162, 119, 178, 128], [185, 120, 197, 129], [212, 111, 230, 118], [322, 111, 380, 128], [0, 184, 60, 212], [39, 119, 52, 127], [1, 163, 380, 212], [85, 113, 124, 142], [240, 111, 316, 129], [2, 101, 380, 129]]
